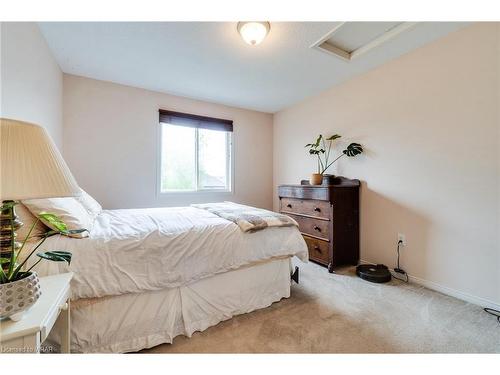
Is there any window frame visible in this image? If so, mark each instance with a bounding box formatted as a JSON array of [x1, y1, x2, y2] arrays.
[[156, 114, 234, 196]]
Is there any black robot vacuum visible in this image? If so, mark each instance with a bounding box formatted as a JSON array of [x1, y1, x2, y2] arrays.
[[356, 264, 391, 283]]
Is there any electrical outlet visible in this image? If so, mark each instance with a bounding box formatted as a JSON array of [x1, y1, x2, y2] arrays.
[[398, 233, 406, 246]]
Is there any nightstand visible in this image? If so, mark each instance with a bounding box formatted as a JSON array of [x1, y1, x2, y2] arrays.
[[0, 273, 73, 353]]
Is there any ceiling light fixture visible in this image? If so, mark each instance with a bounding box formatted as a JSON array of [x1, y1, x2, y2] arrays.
[[237, 22, 270, 46]]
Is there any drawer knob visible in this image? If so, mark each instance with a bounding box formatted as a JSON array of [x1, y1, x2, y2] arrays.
[[313, 245, 322, 253], [313, 225, 321, 232], [314, 207, 321, 212], [286, 204, 292, 208]]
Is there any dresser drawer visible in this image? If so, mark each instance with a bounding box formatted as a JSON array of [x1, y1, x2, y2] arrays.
[[280, 198, 331, 220], [289, 214, 330, 241], [304, 236, 329, 264]]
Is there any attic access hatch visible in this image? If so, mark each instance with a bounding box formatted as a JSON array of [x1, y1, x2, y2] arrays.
[[311, 22, 417, 61]]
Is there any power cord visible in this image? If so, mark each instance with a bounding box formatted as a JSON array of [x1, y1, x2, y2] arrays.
[[484, 308, 500, 324], [392, 240, 408, 282]]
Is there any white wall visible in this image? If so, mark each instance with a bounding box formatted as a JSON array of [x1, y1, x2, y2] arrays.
[[0, 22, 63, 148], [63, 74, 274, 210], [273, 23, 500, 307]]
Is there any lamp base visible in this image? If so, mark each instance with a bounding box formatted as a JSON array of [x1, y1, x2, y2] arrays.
[[0, 200, 23, 264]]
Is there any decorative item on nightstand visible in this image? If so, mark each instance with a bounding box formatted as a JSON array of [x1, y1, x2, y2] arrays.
[[0, 272, 42, 321], [278, 176, 360, 272], [0, 118, 82, 321], [305, 134, 363, 185]]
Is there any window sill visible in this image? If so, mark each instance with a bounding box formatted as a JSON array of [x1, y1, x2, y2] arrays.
[[158, 190, 233, 195]]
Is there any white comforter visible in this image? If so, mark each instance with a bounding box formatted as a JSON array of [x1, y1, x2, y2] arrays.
[[31, 206, 308, 299]]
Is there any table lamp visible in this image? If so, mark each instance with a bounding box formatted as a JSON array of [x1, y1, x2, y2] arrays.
[[0, 118, 80, 259]]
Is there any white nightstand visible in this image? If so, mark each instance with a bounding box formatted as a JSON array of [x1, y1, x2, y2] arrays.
[[0, 273, 73, 353]]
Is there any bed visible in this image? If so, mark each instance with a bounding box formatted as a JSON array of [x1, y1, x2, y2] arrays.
[[21, 202, 308, 353]]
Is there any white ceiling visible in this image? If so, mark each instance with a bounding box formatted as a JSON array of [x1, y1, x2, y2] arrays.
[[324, 22, 403, 52], [38, 22, 468, 113]]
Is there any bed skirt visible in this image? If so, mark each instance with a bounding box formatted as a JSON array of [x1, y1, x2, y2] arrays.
[[46, 257, 292, 353]]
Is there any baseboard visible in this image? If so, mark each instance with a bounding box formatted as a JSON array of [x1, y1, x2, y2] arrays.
[[359, 259, 500, 310]]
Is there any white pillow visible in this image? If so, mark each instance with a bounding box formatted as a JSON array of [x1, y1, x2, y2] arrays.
[[76, 189, 102, 221], [22, 197, 91, 238], [15, 203, 50, 242]]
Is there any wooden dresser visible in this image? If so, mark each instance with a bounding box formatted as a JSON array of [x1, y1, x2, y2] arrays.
[[278, 176, 360, 272]]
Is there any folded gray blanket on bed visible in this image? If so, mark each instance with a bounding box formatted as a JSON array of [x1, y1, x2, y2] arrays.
[[191, 202, 298, 232]]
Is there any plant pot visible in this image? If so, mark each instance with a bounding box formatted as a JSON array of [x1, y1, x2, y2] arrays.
[[310, 173, 323, 185], [322, 174, 337, 185], [0, 272, 41, 321]]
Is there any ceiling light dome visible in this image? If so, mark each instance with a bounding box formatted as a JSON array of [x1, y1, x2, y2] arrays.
[[237, 22, 270, 46]]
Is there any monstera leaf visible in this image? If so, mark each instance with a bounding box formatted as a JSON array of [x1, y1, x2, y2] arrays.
[[62, 229, 88, 237], [44, 228, 88, 239], [309, 149, 325, 155], [38, 212, 68, 232], [305, 134, 323, 148], [326, 134, 341, 141], [37, 251, 72, 265], [39, 213, 88, 237], [343, 143, 363, 157]]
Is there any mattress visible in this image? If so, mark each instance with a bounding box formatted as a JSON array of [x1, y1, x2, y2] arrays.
[[46, 257, 292, 353], [29, 206, 308, 299]]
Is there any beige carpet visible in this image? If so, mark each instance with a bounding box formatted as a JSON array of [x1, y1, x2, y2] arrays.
[[142, 261, 500, 353]]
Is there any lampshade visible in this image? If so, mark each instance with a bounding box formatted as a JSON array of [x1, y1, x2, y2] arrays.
[[0, 118, 80, 201]]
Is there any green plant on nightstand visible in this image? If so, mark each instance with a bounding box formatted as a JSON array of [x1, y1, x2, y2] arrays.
[[0, 201, 85, 321]]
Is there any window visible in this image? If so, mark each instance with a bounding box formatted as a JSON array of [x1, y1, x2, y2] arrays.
[[159, 110, 232, 193]]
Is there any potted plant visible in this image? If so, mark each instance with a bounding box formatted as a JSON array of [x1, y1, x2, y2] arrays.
[[305, 134, 363, 185], [0, 201, 85, 321]]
